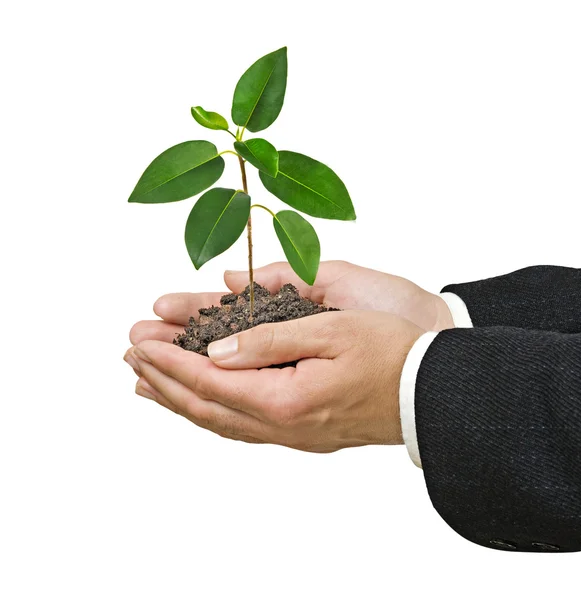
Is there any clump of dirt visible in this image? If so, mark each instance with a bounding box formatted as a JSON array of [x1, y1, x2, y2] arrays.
[[173, 282, 339, 366]]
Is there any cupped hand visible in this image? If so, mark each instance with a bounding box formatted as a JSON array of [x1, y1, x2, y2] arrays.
[[128, 260, 452, 347], [224, 261, 453, 330], [124, 310, 424, 452]]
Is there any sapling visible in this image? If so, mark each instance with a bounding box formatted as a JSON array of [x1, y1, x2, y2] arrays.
[[128, 46, 355, 342]]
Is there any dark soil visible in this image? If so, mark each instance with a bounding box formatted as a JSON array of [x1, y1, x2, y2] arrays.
[[173, 283, 339, 367]]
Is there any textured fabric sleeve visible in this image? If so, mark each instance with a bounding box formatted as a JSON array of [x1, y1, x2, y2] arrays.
[[399, 294, 473, 468], [441, 265, 581, 333], [415, 326, 581, 553]]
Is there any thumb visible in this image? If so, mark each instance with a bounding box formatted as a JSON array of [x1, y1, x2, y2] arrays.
[[224, 262, 310, 296], [207, 313, 339, 369], [224, 260, 357, 302]]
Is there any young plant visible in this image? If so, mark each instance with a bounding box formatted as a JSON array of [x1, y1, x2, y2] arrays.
[[128, 46, 356, 315]]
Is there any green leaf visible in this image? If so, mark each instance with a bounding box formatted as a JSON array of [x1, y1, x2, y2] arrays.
[[232, 47, 287, 133], [128, 141, 224, 204], [185, 188, 250, 269], [259, 151, 356, 220], [273, 211, 320, 285], [191, 106, 229, 131], [234, 138, 279, 176]]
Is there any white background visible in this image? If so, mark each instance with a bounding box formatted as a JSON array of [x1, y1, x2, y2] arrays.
[[1, 1, 580, 598]]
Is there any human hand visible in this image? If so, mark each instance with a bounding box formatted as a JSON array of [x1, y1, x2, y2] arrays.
[[225, 261, 453, 331], [124, 310, 424, 451], [128, 260, 452, 347]]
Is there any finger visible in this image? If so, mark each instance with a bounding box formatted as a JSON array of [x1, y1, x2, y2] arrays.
[[130, 347, 271, 440], [135, 376, 265, 444], [207, 311, 343, 369], [135, 377, 181, 414], [129, 340, 289, 421], [224, 260, 356, 303], [130, 320, 185, 344], [153, 292, 225, 326]]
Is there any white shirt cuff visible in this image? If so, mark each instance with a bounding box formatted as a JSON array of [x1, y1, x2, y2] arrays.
[[399, 293, 473, 469], [399, 331, 439, 469], [439, 292, 473, 328]]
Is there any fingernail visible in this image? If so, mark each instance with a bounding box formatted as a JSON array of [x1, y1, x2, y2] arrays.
[[208, 336, 239, 362], [136, 385, 156, 401], [134, 346, 150, 362], [225, 270, 245, 276], [124, 351, 141, 374]]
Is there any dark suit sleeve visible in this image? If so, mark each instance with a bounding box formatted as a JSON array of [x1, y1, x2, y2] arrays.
[[442, 265, 581, 333], [415, 326, 581, 552]]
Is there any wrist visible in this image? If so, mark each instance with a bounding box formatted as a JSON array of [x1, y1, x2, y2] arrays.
[[430, 293, 455, 331], [398, 330, 439, 467], [387, 325, 425, 446]]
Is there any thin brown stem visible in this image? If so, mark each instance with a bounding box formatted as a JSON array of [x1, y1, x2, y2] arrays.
[[238, 155, 254, 318], [239, 154, 248, 191]]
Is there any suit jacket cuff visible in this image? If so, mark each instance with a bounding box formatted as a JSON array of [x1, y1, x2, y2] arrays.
[[399, 294, 474, 469], [414, 327, 581, 552], [440, 266, 581, 332]]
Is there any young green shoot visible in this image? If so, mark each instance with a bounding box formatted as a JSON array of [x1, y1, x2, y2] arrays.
[[128, 46, 356, 315]]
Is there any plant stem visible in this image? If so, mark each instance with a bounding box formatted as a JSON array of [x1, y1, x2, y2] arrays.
[[238, 154, 254, 318], [219, 149, 239, 157]]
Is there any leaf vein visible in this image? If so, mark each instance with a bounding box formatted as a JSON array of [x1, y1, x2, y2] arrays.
[[278, 171, 343, 212], [274, 216, 308, 271], [198, 190, 243, 261], [244, 58, 279, 129], [134, 151, 221, 199]]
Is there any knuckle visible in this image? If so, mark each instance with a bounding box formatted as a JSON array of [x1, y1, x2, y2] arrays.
[[253, 325, 276, 355], [250, 319, 300, 356], [318, 317, 339, 341], [149, 346, 174, 374], [268, 392, 309, 427], [334, 311, 359, 339], [220, 381, 247, 412], [187, 402, 213, 429], [177, 355, 211, 397], [178, 357, 205, 395], [249, 319, 301, 356], [195, 415, 213, 430], [274, 319, 300, 350], [215, 411, 243, 437], [306, 312, 348, 349], [136, 338, 160, 357], [174, 386, 196, 410], [191, 371, 211, 398], [331, 259, 352, 270]]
